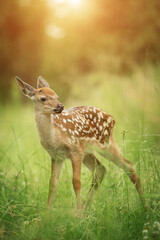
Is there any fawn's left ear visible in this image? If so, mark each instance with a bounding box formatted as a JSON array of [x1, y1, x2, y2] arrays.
[[37, 76, 50, 89], [16, 77, 36, 99]]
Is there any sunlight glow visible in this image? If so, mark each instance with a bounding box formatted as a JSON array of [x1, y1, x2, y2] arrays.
[[46, 25, 66, 39], [48, 0, 82, 8], [69, 0, 81, 6]]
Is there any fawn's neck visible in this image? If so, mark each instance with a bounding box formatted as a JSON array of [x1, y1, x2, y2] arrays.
[[35, 111, 51, 134], [34, 111, 58, 148]]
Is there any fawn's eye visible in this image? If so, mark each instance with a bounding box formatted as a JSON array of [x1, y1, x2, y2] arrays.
[[41, 97, 46, 102]]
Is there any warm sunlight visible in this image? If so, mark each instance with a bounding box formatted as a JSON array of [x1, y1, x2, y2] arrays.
[[68, 0, 81, 6], [48, 0, 82, 8]]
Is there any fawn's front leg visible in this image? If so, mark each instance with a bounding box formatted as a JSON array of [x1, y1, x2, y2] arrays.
[[71, 152, 82, 210], [47, 158, 64, 210]]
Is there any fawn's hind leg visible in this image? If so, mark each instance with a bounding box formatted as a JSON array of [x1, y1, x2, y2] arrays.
[[105, 138, 147, 207], [83, 154, 107, 208]]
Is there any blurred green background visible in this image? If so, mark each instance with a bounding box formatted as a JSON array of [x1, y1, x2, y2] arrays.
[[0, 0, 160, 102], [0, 1, 160, 239]]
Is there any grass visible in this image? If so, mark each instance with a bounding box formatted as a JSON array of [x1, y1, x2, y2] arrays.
[[0, 67, 160, 240]]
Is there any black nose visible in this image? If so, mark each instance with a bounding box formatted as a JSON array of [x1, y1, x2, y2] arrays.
[[57, 103, 64, 111], [54, 103, 64, 113]]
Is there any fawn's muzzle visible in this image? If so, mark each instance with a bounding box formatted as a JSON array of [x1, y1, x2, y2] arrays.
[[53, 103, 64, 113]]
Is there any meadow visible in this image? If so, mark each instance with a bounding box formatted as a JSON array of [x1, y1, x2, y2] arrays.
[[0, 67, 160, 240]]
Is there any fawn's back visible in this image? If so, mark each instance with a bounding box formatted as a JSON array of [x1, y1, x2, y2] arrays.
[[52, 106, 115, 147]]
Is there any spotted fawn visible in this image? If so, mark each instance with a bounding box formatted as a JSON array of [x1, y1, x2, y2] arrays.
[[16, 76, 147, 210]]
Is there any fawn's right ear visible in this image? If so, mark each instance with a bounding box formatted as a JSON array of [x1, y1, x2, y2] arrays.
[[16, 77, 36, 99], [37, 76, 50, 89]]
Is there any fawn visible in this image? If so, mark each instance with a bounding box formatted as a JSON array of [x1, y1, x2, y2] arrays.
[[16, 76, 147, 210]]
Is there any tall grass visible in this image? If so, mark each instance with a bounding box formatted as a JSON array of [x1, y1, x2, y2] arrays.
[[0, 68, 160, 240]]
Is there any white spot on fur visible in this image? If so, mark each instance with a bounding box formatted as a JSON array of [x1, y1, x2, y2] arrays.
[[63, 119, 66, 123], [99, 125, 103, 131], [62, 112, 69, 116], [98, 112, 103, 119], [62, 127, 67, 132], [83, 129, 90, 133], [90, 114, 92, 119], [74, 130, 79, 135], [107, 117, 112, 124], [104, 129, 108, 135], [103, 122, 108, 128], [78, 126, 82, 131], [74, 118, 79, 123], [93, 117, 96, 123], [67, 119, 72, 123], [96, 129, 99, 134]]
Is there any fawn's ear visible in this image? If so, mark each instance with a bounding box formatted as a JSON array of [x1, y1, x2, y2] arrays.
[[37, 76, 50, 89], [16, 77, 36, 99]]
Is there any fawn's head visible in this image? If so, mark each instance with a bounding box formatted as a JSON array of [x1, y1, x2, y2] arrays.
[[16, 76, 64, 114]]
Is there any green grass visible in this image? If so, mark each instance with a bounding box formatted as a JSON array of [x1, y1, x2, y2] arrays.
[[0, 68, 160, 240]]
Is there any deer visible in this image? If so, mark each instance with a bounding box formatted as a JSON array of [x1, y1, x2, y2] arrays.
[[16, 76, 147, 210]]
